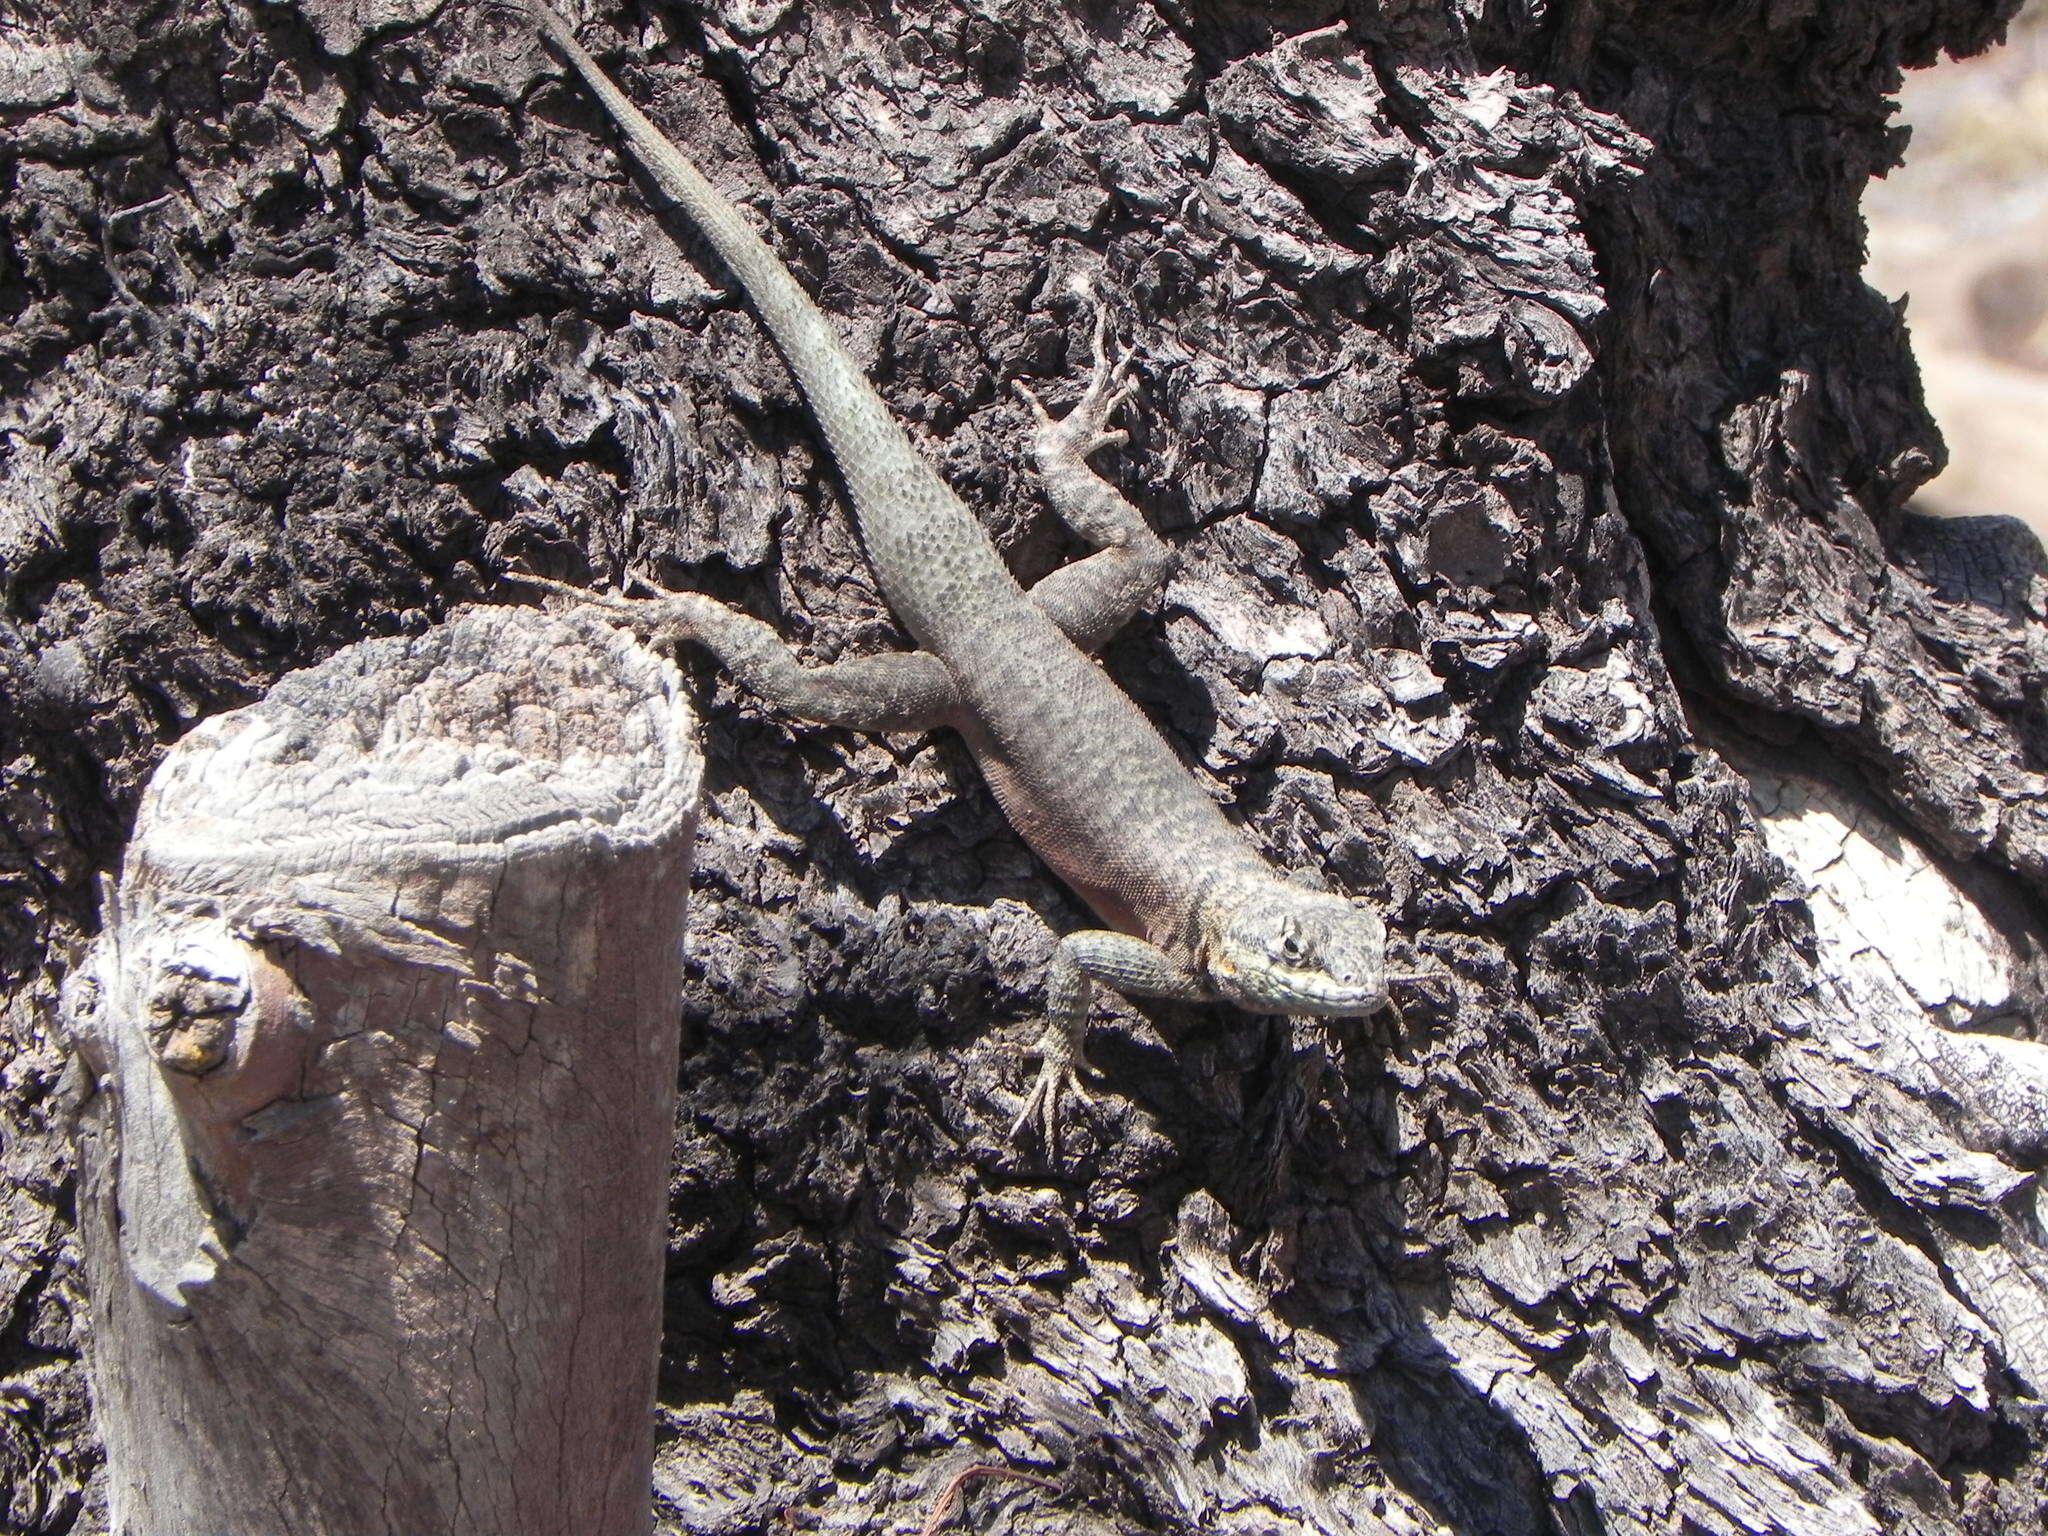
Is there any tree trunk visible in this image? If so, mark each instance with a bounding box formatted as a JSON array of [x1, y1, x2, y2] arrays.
[[64, 604, 701, 1534], [3, 1, 2045, 1533]]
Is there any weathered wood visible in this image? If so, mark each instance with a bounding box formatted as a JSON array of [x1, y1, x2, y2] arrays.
[[60, 605, 701, 1536]]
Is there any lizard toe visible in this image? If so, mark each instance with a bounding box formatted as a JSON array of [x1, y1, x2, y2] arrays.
[[1008, 1024, 1093, 1156]]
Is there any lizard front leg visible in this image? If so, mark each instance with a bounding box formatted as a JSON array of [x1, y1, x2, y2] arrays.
[[1013, 929, 1211, 1152], [507, 573, 962, 733], [1017, 301, 1175, 656]]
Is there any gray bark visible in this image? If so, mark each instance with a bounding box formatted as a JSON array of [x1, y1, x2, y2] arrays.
[[4, 1, 2047, 1534], [62, 604, 702, 1534]]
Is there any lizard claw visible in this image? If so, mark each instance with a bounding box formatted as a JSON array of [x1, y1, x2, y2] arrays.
[[1012, 378, 1054, 427]]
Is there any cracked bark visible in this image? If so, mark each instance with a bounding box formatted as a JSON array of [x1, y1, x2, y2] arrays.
[[58, 606, 702, 1534], [6, 1, 2048, 1534]]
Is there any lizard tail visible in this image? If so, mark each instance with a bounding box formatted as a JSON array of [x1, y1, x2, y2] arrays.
[[515, 3, 1026, 649], [519, 5, 928, 505]]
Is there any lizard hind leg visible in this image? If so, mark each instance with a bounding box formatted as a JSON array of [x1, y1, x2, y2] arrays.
[[1017, 298, 1176, 656], [502, 571, 963, 733]]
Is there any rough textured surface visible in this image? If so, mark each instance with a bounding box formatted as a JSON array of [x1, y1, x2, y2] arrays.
[[4, 1, 2048, 1533], [67, 604, 702, 1535], [516, 1, 1391, 1160]]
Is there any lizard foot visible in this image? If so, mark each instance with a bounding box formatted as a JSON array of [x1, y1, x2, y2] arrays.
[[1009, 1023, 1095, 1157], [1015, 299, 1138, 466]]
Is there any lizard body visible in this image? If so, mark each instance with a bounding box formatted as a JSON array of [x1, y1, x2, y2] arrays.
[[512, 3, 1389, 1142]]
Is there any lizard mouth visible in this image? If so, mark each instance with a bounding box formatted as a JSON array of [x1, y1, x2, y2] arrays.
[[1285, 979, 1388, 1016], [1210, 959, 1386, 1017]]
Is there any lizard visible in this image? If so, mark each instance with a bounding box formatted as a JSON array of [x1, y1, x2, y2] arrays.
[[505, 2, 1391, 1147]]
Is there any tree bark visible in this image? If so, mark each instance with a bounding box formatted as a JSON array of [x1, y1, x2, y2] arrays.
[[62, 604, 701, 1534], [3, 1, 2046, 1534]]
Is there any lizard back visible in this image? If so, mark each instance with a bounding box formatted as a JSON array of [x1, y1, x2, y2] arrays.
[[529, 5, 1265, 945]]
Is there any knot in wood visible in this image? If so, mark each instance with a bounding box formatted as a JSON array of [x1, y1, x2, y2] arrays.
[[144, 961, 248, 1076]]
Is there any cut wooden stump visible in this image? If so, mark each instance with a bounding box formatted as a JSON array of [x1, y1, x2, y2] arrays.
[[61, 604, 702, 1536]]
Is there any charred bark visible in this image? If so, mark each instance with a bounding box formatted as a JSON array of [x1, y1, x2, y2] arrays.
[[3, 1, 2045, 1533]]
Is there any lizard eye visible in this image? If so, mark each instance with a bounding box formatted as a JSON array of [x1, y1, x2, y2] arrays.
[[1279, 932, 1307, 965]]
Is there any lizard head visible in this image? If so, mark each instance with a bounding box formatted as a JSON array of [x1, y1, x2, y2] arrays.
[[1204, 885, 1388, 1016]]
